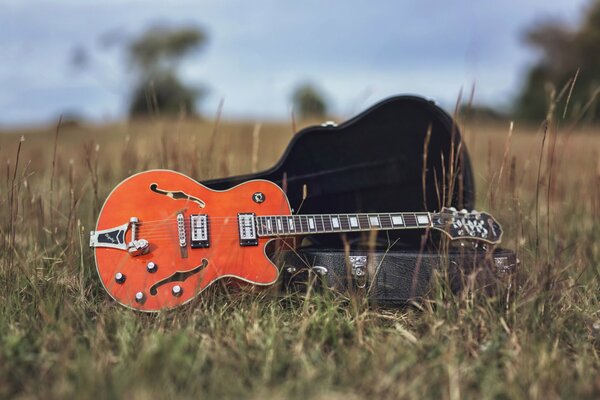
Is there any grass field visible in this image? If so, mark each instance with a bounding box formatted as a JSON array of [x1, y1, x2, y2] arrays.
[[1, 113, 599, 399]]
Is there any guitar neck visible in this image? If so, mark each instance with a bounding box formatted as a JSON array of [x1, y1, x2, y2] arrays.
[[256, 212, 433, 237]]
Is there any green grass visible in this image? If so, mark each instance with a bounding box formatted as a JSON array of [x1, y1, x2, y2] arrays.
[[1, 116, 599, 399]]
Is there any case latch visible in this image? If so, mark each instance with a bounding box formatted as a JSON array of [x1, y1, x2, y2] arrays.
[[348, 255, 367, 288]]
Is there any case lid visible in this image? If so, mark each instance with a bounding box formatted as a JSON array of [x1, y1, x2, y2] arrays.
[[203, 95, 474, 247]]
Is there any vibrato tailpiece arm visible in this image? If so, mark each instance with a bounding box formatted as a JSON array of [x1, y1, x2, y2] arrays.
[[89, 216, 149, 256]]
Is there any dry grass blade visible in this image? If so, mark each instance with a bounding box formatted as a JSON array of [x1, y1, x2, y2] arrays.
[[0, 111, 598, 399]]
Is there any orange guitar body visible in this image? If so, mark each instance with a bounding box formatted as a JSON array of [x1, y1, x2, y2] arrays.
[[93, 170, 291, 312]]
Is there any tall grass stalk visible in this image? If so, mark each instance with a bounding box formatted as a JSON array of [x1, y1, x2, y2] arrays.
[[0, 114, 598, 399]]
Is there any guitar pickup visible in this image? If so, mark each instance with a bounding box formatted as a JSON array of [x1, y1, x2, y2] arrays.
[[238, 213, 258, 246], [190, 214, 210, 248]]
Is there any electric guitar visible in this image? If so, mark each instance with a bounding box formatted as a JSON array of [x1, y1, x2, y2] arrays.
[[90, 169, 502, 311]]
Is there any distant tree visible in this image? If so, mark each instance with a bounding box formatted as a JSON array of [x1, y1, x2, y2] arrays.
[[291, 83, 328, 119], [128, 72, 199, 116], [516, 0, 600, 121], [127, 25, 207, 117]]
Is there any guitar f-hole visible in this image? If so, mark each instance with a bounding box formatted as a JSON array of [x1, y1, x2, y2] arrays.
[[149, 259, 209, 296], [149, 183, 206, 208]]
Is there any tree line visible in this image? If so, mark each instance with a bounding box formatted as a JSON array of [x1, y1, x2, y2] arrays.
[[82, 0, 600, 122]]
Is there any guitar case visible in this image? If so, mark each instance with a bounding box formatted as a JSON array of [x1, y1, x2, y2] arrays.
[[202, 95, 515, 303], [277, 246, 517, 305]]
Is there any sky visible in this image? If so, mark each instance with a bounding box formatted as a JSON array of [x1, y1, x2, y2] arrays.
[[0, 0, 591, 127]]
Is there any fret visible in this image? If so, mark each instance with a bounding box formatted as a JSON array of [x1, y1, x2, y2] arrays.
[[315, 215, 324, 232], [390, 213, 405, 227], [300, 216, 309, 233], [323, 215, 333, 231], [339, 215, 350, 231], [368, 214, 381, 228], [294, 215, 302, 233], [331, 215, 341, 231], [403, 213, 417, 227], [380, 214, 393, 229], [348, 215, 360, 230], [259, 211, 432, 236], [357, 214, 370, 230], [260, 211, 431, 236]]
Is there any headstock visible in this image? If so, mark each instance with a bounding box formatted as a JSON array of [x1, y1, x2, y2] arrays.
[[432, 207, 503, 245]]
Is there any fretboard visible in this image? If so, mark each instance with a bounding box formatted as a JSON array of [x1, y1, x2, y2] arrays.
[[256, 213, 432, 237]]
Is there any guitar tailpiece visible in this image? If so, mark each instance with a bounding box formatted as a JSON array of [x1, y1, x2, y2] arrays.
[[89, 216, 150, 256]]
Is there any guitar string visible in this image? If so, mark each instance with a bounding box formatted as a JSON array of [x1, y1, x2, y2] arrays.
[[117, 211, 439, 226], [136, 217, 427, 232], [133, 220, 427, 237], [134, 224, 437, 240], [129, 213, 454, 237], [99, 210, 464, 229], [107, 224, 493, 242], [100, 213, 476, 240], [132, 222, 432, 238], [133, 224, 492, 241]]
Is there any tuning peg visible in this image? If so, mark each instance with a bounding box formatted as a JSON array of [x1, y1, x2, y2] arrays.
[[449, 207, 457, 212]]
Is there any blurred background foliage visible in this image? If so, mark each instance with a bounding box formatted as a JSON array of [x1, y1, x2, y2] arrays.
[[114, 0, 600, 123], [516, 0, 600, 122], [291, 83, 329, 119], [5, 0, 600, 125], [127, 25, 207, 117]]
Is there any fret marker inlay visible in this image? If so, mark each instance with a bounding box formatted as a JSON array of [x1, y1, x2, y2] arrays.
[[288, 217, 295, 230], [349, 216, 358, 228], [308, 217, 315, 230], [392, 216, 403, 225], [332, 217, 340, 228], [417, 215, 430, 225], [369, 216, 380, 226]]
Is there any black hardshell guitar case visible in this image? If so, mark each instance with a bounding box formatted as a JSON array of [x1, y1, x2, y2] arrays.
[[202, 95, 515, 303], [203, 95, 475, 247], [278, 246, 517, 305]]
